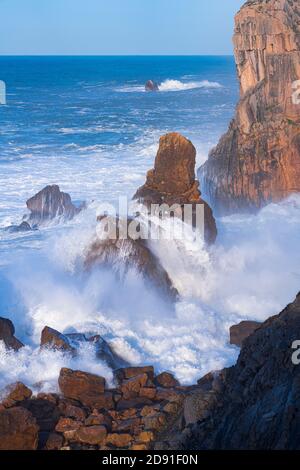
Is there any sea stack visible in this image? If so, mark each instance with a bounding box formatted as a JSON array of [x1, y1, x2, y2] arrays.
[[199, 0, 300, 214], [133, 132, 217, 244]]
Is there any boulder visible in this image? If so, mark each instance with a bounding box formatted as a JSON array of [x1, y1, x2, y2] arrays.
[[229, 320, 262, 347], [0, 317, 24, 351], [133, 133, 217, 245], [40, 326, 128, 370], [155, 372, 180, 388], [0, 407, 39, 450], [86, 226, 178, 302], [120, 373, 148, 399], [1, 382, 32, 407], [115, 366, 155, 384], [26, 185, 82, 225], [45, 432, 64, 450], [58, 368, 108, 409], [106, 433, 133, 448], [75, 425, 107, 445], [199, 0, 300, 214], [145, 80, 159, 92]]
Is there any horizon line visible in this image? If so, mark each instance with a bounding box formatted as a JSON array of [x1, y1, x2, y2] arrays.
[[0, 54, 235, 58]]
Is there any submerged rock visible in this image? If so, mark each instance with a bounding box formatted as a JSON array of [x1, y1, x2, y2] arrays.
[[5, 221, 33, 233], [40, 326, 128, 370], [145, 80, 159, 92], [199, 0, 300, 214], [0, 317, 24, 351], [133, 133, 217, 245], [26, 185, 83, 225], [85, 215, 179, 303]]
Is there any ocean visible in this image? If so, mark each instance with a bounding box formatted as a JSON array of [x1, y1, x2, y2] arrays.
[[0, 56, 299, 389]]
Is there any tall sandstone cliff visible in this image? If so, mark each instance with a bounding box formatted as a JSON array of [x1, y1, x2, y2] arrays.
[[200, 0, 300, 214]]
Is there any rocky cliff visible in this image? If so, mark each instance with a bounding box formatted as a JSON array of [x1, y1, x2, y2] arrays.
[[161, 292, 300, 450], [199, 0, 300, 214]]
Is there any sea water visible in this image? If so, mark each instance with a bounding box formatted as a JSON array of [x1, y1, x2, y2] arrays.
[[0, 56, 299, 389]]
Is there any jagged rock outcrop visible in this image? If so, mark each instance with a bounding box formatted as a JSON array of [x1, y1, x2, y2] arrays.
[[145, 80, 159, 92], [200, 0, 300, 214], [40, 326, 128, 370], [26, 185, 83, 225], [0, 317, 24, 351], [85, 215, 179, 303], [169, 292, 300, 450], [133, 133, 217, 244]]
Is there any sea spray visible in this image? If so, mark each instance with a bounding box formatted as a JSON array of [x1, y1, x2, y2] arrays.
[[0, 196, 299, 386]]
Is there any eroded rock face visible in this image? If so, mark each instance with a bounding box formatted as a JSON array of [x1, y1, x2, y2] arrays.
[[0, 317, 24, 351], [200, 0, 300, 214], [133, 133, 217, 244], [26, 185, 82, 225]]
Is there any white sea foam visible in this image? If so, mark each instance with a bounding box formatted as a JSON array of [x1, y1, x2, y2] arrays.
[[0, 195, 299, 387], [116, 79, 222, 93]]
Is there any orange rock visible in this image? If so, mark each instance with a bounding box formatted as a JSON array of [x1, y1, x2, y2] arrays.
[[106, 433, 133, 448], [131, 443, 149, 450], [155, 372, 180, 388], [0, 407, 39, 450], [55, 417, 81, 433], [140, 405, 161, 417], [200, 0, 300, 214], [139, 387, 157, 400], [121, 373, 148, 399], [58, 368, 108, 409], [115, 366, 154, 383], [133, 133, 217, 245], [1, 382, 32, 407], [75, 425, 107, 445], [137, 431, 155, 443]]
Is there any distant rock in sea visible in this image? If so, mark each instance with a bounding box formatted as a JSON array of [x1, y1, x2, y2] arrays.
[[25, 185, 83, 225], [133, 132, 217, 245], [199, 0, 300, 214], [145, 80, 159, 92]]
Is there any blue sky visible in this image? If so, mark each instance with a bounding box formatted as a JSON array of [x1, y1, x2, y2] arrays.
[[0, 0, 245, 55]]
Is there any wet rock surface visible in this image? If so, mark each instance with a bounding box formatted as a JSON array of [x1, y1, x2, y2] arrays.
[[0, 317, 24, 351], [26, 185, 83, 225]]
